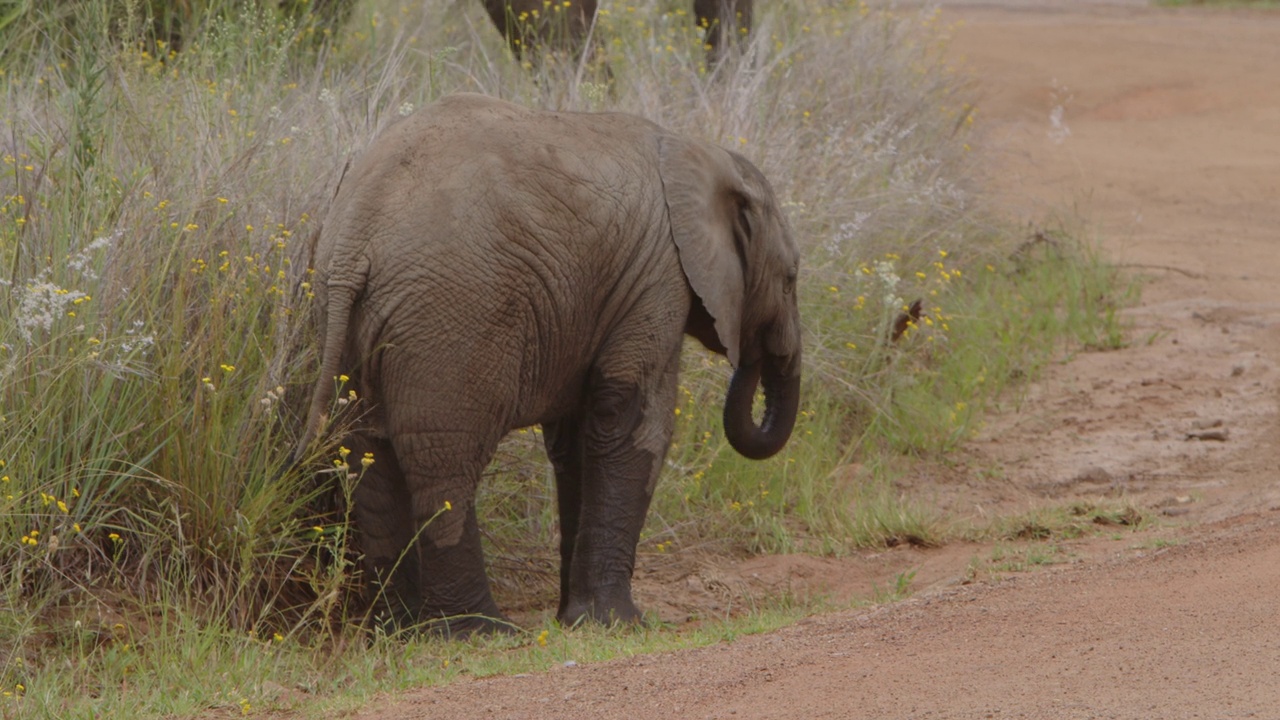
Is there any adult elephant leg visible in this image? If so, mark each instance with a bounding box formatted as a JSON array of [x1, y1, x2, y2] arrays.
[[480, 0, 599, 60], [694, 0, 753, 63], [559, 344, 681, 626], [346, 433, 420, 629], [542, 415, 585, 619], [392, 428, 514, 637]]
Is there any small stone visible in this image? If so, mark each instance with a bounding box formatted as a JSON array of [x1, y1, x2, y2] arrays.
[[1186, 428, 1229, 442], [1073, 466, 1112, 484]]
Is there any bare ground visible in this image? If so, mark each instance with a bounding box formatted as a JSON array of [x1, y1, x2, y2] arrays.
[[354, 2, 1280, 717]]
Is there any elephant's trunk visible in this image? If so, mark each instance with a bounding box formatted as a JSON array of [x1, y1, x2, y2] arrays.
[[722, 351, 800, 460]]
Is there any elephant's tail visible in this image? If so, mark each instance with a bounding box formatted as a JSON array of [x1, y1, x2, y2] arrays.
[[292, 257, 369, 466]]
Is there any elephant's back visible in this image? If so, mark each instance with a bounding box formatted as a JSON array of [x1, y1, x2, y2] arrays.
[[323, 94, 668, 279], [358, 93, 660, 181]]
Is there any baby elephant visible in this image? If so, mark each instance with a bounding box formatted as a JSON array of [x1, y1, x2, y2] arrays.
[[300, 93, 801, 636]]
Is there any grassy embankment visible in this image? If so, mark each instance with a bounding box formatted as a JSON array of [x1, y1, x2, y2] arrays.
[[0, 1, 1130, 716]]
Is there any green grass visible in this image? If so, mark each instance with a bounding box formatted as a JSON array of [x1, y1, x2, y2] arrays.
[[0, 0, 1133, 716], [868, 569, 917, 604], [976, 499, 1149, 544], [962, 499, 1151, 576], [986, 542, 1068, 573], [1136, 536, 1182, 550]]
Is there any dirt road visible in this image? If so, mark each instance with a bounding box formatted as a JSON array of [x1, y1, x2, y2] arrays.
[[358, 3, 1280, 717]]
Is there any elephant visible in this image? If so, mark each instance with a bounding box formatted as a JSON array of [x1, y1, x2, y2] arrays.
[[298, 93, 801, 636], [480, 0, 753, 65]]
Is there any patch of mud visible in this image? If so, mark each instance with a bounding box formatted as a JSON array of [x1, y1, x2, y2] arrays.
[[959, 297, 1280, 522], [633, 542, 988, 621], [500, 542, 988, 630]]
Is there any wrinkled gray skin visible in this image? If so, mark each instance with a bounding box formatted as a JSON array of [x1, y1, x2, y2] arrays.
[[300, 93, 801, 636], [481, 0, 752, 64]]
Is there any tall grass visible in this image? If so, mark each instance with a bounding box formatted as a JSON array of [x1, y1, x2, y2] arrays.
[[0, 0, 1128, 715]]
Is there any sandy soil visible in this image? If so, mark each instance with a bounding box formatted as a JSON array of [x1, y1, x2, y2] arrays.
[[353, 3, 1280, 717]]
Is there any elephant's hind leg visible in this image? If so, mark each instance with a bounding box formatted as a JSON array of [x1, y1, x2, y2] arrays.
[[558, 347, 681, 627], [346, 434, 421, 629], [392, 430, 514, 637]]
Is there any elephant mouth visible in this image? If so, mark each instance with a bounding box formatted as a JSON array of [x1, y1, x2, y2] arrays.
[[722, 352, 800, 461]]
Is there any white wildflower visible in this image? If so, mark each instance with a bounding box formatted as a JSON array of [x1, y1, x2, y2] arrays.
[[119, 321, 155, 358], [260, 386, 286, 406], [64, 232, 118, 279], [874, 260, 902, 309], [16, 282, 87, 342], [826, 212, 871, 258]]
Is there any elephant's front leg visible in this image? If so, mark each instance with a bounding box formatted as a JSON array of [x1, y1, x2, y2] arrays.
[[559, 354, 680, 626]]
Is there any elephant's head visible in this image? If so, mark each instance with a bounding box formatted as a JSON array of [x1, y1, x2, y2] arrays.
[[658, 136, 802, 460]]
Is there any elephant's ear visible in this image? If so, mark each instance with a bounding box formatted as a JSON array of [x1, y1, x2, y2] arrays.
[[658, 135, 747, 368]]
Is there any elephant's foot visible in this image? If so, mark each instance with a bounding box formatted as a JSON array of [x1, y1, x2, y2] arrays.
[[558, 589, 643, 628]]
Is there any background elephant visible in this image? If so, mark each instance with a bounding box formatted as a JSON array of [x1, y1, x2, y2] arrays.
[[300, 93, 801, 635], [480, 0, 752, 64]]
